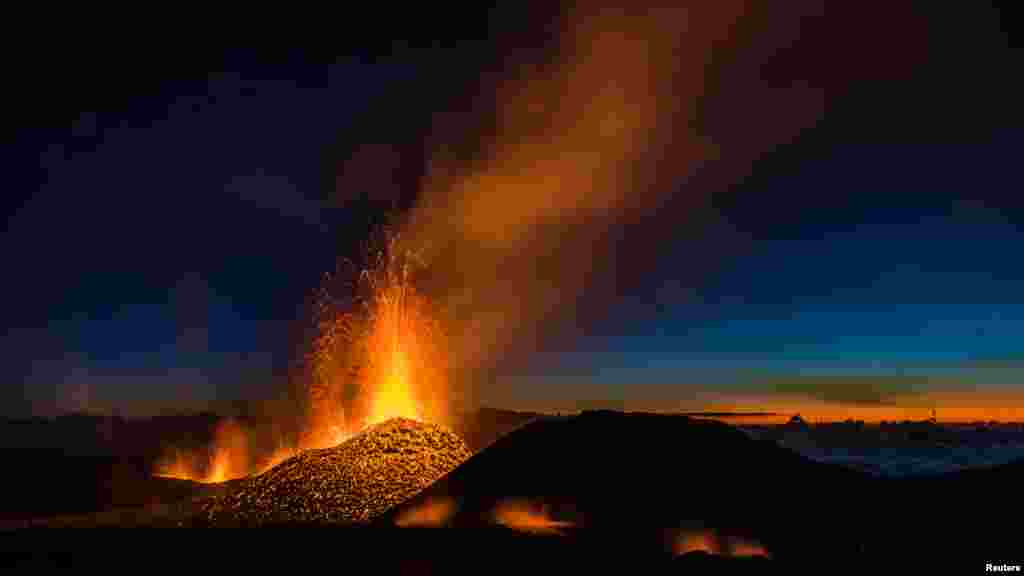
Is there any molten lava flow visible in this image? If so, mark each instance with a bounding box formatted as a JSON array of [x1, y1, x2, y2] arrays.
[[393, 497, 458, 528], [155, 418, 250, 484], [492, 500, 575, 535]]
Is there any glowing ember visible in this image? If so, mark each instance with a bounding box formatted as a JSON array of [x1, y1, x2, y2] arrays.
[[491, 500, 575, 535], [393, 496, 458, 528], [672, 530, 718, 556], [670, 529, 770, 559]]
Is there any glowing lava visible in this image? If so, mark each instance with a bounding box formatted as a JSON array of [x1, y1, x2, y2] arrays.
[[308, 231, 449, 436], [492, 500, 575, 535], [672, 530, 717, 556], [363, 281, 441, 426], [155, 418, 249, 484], [393, 497, 458, 528]]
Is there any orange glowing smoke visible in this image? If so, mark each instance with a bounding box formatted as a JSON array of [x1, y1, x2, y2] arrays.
[[393, 497, 458, 528], [670, 529, 769, 559], [155, 418, 250, 484], [399, 3, 756, 410], [491, 500, 575, 535]]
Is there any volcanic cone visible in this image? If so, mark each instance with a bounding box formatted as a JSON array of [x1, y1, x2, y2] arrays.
[[192, 418, 471, 526]]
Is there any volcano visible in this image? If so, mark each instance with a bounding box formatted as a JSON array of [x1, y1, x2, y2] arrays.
[[189, 418, 470, 526]]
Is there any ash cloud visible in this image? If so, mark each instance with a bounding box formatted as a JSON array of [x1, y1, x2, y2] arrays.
[[395, 2, 832, 411]]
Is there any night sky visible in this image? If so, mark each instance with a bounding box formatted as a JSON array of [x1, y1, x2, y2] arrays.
[[4, 3, 1022, 420]]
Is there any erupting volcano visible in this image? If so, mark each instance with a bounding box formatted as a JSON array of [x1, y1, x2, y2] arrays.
[[156, 231, 472, 525], [156, 230, 457, 497], [306, 231, 450, 444]]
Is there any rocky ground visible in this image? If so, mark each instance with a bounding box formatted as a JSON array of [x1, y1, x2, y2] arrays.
[[187, 418, 471, 526]]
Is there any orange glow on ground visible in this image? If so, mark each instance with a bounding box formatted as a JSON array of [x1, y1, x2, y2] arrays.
[[670, 529, 769, 558], [672, 530, 718, 556], [491, 500, 575, 535], [393, 497, 458, 528], [728, 538, 771, 558]]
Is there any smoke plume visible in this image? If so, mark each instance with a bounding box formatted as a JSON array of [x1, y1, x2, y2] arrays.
[[396, 2, 820, 411]]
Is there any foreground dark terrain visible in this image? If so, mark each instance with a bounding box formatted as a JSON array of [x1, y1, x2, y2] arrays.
[[2, 410, 1022, 570]]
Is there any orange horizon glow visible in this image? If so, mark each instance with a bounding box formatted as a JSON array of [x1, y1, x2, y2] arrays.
[[490, 390, 1024, 425], [695, 391, 1024, 424]]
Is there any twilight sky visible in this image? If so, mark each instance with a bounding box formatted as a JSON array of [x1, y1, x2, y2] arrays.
[[4, 2, 1023, 420]]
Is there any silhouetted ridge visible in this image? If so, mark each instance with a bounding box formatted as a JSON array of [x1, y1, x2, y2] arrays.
[[378, 411, 869, 560]]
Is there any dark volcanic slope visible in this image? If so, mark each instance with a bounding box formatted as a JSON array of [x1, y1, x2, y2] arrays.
[[380, 411, 1023, 561], [192, 418, 470, 526], [379, 411, 870, 559]]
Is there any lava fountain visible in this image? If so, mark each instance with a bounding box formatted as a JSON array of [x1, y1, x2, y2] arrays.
[[305, 230, 450, 443], [156, 229, 452, 481]]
